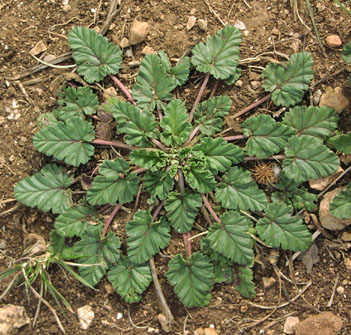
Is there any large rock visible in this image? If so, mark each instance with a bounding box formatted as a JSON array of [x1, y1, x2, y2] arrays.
[[319, 187, 351, 230], [319, 87, 349, 114], [0, 304, 30, 334], [294, 312, 342, 335]]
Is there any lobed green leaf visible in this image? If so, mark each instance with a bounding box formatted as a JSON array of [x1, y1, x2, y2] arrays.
[[193, 137, 244, 173], [14, 164, 73, 214], [33, 117, 95, 166], [160, 99, 192, 147], [262, 51, 314, 107], [330, 184, 351, 219], [233, 266, 255, 299], [144, 170, 174, 201], [283, 135, 340, 183], [242, 114, 295, 158], [256, 202, 312, 251], [342, 42, 351, 63], [283, 105, 339, 140], [166, 252, 214, 308], [87, 159, 139, 205], [215, 167, 268, 211], [164, 191, 202, 233], [107, 256, 152, 303], [206, 211, 254, 265], [183, 161, 216, 193], [126, 210, 171, 264], [68, 27, 122, 83], [192, 25, 241, 79], [131, 149, 168, 172], [330, 133, 351, 154], [132, 54, 176, 112]]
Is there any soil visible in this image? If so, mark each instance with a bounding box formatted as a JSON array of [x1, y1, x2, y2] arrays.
[[1, 0, 351, 334]]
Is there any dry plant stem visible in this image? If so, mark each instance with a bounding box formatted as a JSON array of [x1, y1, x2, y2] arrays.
[[202, 195, 220, 223], [232, 93, 272, 119], [244, 155, 286, 161], [224, 134, 247, 141], [149, 258, 174, 331], [33, 280, 44, 328], [327, 273, 339, 307], [189, 72, 211, 123], [101, 203, 122, 239], [91, 139, 135, 150], [0, 271, 21, 300], [22, 268, 66, 333], [318, 164, 351, 198], [110, 75, 136, 106]]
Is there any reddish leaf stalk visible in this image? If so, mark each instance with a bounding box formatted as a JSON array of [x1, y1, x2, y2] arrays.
[[91, 139, 135, 150], [244, 155, 286, 161], [152, 201, 164, 221], [101, 203, 122, 240], [189, 72, 211, 123], [223, 134, 247, 141], [152, 138, 167, 151], [110, 75, 136, 106], [185, 124, 201, 145], [202, 195, 221, 224], [133, 167, 147, 174], [232, 93, 272, 119], [209, 81, 219, 99]]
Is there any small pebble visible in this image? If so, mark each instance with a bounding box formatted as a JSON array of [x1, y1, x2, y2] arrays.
[[240, 305, 248, 313], [197, 18, 207, 31], [336, 286, 345, 295], [29, 40, 47, 56], [262, 276, 276, 289], [204, 328, 218, 335], [320, 87, 349, 114], [141, 46, 156, 55], [77, 305, 95, 330], [325, 34, 342, 48], [341, 232, 351, 242], [250, 80, 261, 89], [194, 328, 204, 335], [104, 283, 115, 294], [116, 312, 123, 320], [235, 79, 243, 87], [272, 27, 279, 35], [0, 239, 6, 249], [283, 316, 299, 334], [186, 16, 197, 31], [43, 54, 56, 63], [190, 8, 196, 15], [62, 4, 71, 11], [234, 19, 246, 30], [129, 20, 149, 45], [119, 37, 129, 48]]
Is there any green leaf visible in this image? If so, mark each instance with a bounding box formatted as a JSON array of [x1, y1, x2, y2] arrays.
[[283, 135, 340, 183], [233, 266, 255, 299], [164, 191, 202, 233], [330, 133, 351, 154], [132, 54, 176, 112], [193, 137, 244, 173], [158, 50, 190, 86], [183, 161, 216, 193], [207, 211, 254, 265], [192, 25, 241, 79], [55, 86, 99, 121], [87, 159, 139, 205], [330, 185, 351, 219], [105, 99, 157, 147], [194, 96, 232, 136], [283, 105, 339, 140], [215, 167, 268, 211], [54, 205, 97, 238], [131, 149, 168, 172], [166, 252, 214, 308], [342, 41, 351, 63], [272, 172, 317, 211], [262, 51, 314, 106], [107, 256, 152, 303], [74, 225, 120, 286], [68, 27, 122, 83], [160, 99, 192, 147], [242, 114, 295, 158], [33, 117, 95, 166], [256, 202, 312, 251], [37, 112, 58, 129], [126, 210, 171, 264], [144, 170, 174, 201], [224, 67, 242, 85], [49, 230, 76, 259], [14, 164, 73, 214]]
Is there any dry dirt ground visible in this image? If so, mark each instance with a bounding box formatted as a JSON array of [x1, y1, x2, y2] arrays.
[[0, 0, 351, 334]]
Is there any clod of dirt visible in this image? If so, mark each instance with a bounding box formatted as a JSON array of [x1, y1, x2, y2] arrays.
[[157, 313, 171, 333], [204, 328, 218, 335], [325, 35, 342, 48], [142, 46, 156, 55], [309, 166, 344, 190], [341, 231, 351, 241], [336, 286, 345, 295], [194, 328, 204, 335], [103, 282, 115, 295], [294, 312, 342, 335], [0, 304, 30, 334], [250, 80, 261, 90], [186, 16, 197, 31], [344, 258, 351, 271], [197, 18, 207, 31], [319, 87, 349, 114], [301, 243, 320, 274], [129, 20, 149, 45], [77, 305, 95, 330], [283, 316, 300, 334], [103, 87, 117, 100], [319, 187, 351, 230], [29, 40, 47, 56], [62, 4, 71, 12]]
